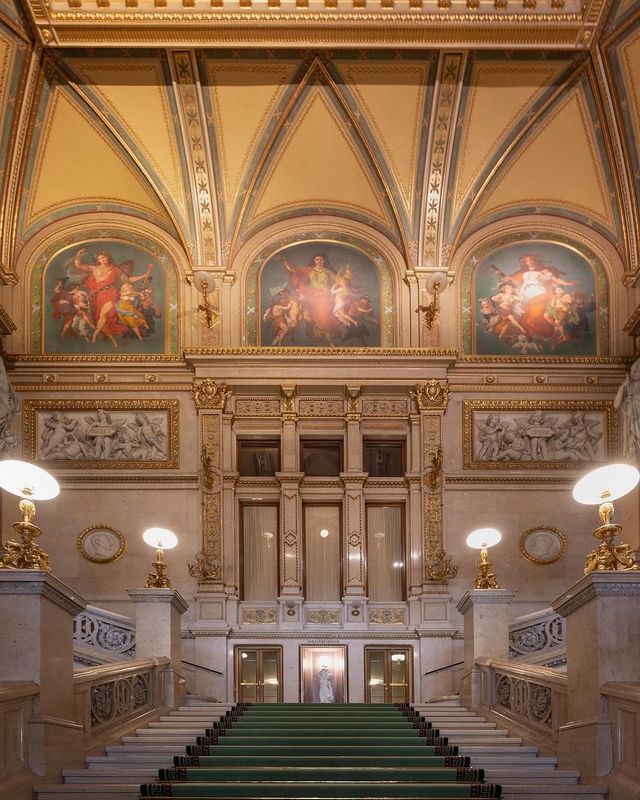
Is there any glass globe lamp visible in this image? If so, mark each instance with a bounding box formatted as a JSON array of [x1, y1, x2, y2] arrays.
[[466, 527, 502, 589], [143, 527, 178, 588]]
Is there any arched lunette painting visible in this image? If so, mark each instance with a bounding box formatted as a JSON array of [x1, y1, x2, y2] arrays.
[[468, 240, 605, 356], [259, 242, 381, 348], [35, 237, 177, 355]]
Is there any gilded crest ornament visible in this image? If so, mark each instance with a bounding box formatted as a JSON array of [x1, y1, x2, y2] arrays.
[[414, 379, 449, 411], [187, 551, 219, 583], [192, 378, 230, 410]]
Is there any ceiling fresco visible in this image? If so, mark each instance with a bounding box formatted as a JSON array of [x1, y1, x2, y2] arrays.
[[0, 1, 638, 293]]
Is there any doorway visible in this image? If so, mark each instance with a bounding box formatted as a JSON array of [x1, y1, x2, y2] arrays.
[[235, 646, 283, 703], [365, 646, 412, 703]]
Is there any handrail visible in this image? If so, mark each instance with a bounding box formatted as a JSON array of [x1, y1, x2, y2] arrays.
[[181, 659, 224, 676], [423, 660, 464, 677]]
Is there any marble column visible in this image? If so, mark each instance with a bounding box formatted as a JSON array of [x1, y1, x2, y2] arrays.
[[0, 571, 86, 780], [456, 589, 515, 708], [553, 572, 640, 782], [127, 588, 189, 707]]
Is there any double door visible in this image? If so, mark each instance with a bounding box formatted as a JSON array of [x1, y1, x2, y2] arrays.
[[235, 647, 282, 703], [365, 646, 412, 703]]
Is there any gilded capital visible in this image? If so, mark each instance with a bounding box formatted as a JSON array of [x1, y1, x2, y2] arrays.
[[414, 379, 449, 411], [192, 378, 230, 410]]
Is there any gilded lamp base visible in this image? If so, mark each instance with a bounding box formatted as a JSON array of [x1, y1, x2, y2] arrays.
[[584, 523, 639, 574], [0, 499, 52, 572], [473, 547, 499, 589], [146, 548, 172, 588]]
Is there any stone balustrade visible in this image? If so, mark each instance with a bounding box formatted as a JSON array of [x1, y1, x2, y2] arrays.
[[508, 606, 566, 667], [73, 605, 136, 666], [0, 682, 39, 794], [601, 682, 640, 800], [476, 656, 568, 742], [73, 657, 172, 747]]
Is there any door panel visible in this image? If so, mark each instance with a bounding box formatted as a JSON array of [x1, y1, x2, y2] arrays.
[[236, 647, 282, 703], [365, 647, 412, 703]]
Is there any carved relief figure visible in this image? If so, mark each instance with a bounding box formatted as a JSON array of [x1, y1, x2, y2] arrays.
[[473, 409, 604, 464], [614, 359, 640, 462]]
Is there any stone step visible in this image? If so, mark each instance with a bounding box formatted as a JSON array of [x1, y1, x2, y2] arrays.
[[500, 788, 607, 800]]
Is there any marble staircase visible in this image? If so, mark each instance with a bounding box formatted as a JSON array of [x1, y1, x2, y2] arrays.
[[34, 700, 607, 800]]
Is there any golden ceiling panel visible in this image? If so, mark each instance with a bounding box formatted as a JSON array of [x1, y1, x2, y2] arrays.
[[205, 59, 297, 213], [334, 61, 428, 219], [471, 86, 615, 231], [63, 58, 189, 222], [25, 87, 170, 228], [452, 59, 572, 221], [248, 87, 390, 228], [618, 26, 640, 165], [0, 29, 17, 145]]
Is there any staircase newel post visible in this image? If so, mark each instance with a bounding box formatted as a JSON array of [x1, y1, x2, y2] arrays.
[[456, 589, 515, 709], [0, 571, 87, 791], [127, 588, 189, 708]]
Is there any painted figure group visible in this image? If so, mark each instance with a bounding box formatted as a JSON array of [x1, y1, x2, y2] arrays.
[[50, 249, 161, 348], [263, 253, 378, 346], [476, 409, 602, 463], [478, 253, 595, 353], [40, 409, 166, 462]]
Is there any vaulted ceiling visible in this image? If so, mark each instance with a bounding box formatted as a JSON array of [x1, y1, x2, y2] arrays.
[[0, 0, 639, 291]]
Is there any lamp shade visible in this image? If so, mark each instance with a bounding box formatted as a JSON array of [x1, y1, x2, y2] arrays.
[[0, 460, 59, 500], [143, 527, 178, 550], [426, 271, 448, 295], [573, 463, 640, 505], [466, 527, 502, 549], [193, 270, 215, 295]]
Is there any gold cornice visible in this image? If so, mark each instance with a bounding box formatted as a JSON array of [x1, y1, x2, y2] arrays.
[[0, 305, 17, 336], [14, 383, 193, 392], [30, 17, 591, 50], [5, 354, 185, 363], [184, 346, 459, 358], [449, 383, 617, 393], [58, 474, 199, 483], [457, 355, 628, 364], [445, 475, 574, 485]]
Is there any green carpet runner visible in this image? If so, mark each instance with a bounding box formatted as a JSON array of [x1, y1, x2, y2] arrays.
[[139, 703, 502, 799]]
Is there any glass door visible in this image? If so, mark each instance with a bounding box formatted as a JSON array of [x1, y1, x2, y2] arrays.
[[365, 646, 412, 703], [235, 647, 283, 703]]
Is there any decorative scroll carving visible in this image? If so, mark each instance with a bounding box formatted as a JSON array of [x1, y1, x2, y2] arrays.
[[192, 378, 230, 410], [345, 386, 362, 421], [242, 608, 277, 624], [74, 608, 136, 659], [90, 671, 151, 728], [306, 609, 341, 624], [299, 398, 344, 417], [493, 672, 553, 729], [280, 385, 297, 421], [234, 398, 280, 417], [198, 413, 222, 583], [369, 607, 405, 625], [509, 613, 564, 660], [414, 379, 449, 411], [361, 398, 409, 417]]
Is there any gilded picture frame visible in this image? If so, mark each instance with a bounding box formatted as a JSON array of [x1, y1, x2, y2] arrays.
[[463, 399, 616, 469], [78, 524, 126, 564], [520, 526, 567, 565], [23, 399, 179, 469]]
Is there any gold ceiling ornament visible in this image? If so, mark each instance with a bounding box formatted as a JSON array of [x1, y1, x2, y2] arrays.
[[192, 271, 220, 330], [413, 379, 449, 411], [466, 528, 502, 589], [573, 464, 640, 575], [187, 550, 220, 583], [143, 527, 178, 588], [192, 378, 230, 410], [416, 272, 448, 330], [425, 549, 458, 583], [0, 461, 60, 573]]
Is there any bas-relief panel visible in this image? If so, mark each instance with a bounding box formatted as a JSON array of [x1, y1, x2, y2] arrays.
[[31, 236, 179, 355], [461, 239, 607, 356], [23, 399, 179, 469], [463, 400, 615, 469]]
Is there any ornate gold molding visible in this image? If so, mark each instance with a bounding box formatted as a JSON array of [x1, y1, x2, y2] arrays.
[[192, 378, 230, 410], [414, 379, 450, 411]]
